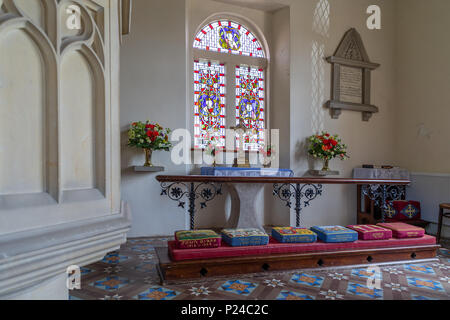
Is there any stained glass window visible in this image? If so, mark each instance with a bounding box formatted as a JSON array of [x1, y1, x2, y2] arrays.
[[235, 65, 265, 150], [194, 20, 265, 58], [193, 60, 226, 149]]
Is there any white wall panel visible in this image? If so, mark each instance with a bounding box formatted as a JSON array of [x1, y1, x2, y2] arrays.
[[0, 29, 45, 195], [61, 51, 96, 190]]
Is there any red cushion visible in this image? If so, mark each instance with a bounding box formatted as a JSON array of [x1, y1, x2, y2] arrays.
[[168, 235, 436, 261], [346, 225, 392, 240], [377, 222, 425, 238], [385, 200, 421, 222]]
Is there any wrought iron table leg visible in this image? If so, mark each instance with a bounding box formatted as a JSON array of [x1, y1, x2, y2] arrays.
[[273, 183, 323, 227], [160, 182, 222, 230], [188, 183, 196, 230], [294, 184, 302, 228]]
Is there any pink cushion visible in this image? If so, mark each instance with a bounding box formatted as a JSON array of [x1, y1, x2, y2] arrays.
[[346, 225, 392, 240], [377, 222, 425, 239], [168, 235, 436, 261]]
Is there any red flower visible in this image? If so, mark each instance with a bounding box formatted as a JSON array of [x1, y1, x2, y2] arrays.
[[331, 140, 338, 147]]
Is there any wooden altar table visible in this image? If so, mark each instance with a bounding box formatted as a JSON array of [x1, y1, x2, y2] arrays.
[[156, 175, 410, 230]]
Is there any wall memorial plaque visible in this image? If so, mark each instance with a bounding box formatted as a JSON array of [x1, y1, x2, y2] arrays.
[[339, 66, 363, 104], [326, 28, 380, 121]]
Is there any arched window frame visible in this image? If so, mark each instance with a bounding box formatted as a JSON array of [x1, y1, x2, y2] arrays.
[[190, 14, 270, 151]]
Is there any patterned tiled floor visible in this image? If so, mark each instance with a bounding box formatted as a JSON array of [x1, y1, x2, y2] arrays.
[[69, 238, 450, 300]]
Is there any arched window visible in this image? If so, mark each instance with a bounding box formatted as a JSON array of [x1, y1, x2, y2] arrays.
[[193, 19, 268, 151]]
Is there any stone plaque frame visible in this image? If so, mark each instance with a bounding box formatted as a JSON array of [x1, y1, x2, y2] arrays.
[[326, 28, 380, 121]]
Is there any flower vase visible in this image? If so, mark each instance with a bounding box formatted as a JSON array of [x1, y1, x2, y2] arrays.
[[322, 158, 330, 172], [144, 148, 153, 167]]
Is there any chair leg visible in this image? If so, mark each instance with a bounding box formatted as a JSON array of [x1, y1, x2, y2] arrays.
[[437, 208, 444, 244]]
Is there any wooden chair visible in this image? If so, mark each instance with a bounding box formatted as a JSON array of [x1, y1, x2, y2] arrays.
[[437, 203, 450, 243]]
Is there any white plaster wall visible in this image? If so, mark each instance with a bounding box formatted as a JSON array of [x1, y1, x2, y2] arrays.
[[120, 0, 188, 237], [393, 0, 450, 237], [266, 6, 291, 227], [394, 0, 450, 174], [121, 0, 401, 236], [282, 0, 398, 228]]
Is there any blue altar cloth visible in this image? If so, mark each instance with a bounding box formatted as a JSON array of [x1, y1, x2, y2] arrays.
[[200, 167, 294, 177]]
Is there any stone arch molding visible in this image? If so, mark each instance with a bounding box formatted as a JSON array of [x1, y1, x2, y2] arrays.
[[0, 0, 107, 203]]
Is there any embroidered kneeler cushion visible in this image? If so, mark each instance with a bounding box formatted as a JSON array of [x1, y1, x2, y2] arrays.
[[385, 200, 421, 222], [377, 222, 425, 239], [272, 227, 317, 243], [221, 228, 269, 247], [310, 226, 358, 243], [175, 230, 222, 249], [346, 225, 392, 240]]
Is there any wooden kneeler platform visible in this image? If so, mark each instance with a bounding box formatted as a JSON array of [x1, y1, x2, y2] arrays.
[[156, 244, 440, 284]]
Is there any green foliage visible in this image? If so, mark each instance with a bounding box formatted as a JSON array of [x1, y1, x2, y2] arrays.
[[128, 121, 172, 151], [308, 132, 349, 161]]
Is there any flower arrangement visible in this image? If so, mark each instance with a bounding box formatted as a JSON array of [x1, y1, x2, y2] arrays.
[[259, 144, 274, 167], [128, 121, 172, 166], [308, 132, 349, 171], [204, 136, 221, 166]]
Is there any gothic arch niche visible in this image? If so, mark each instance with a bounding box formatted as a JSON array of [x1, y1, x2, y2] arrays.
[[60, 47, 106, 197], [0, 29, 45, 194], [0, 15, 58, 201]]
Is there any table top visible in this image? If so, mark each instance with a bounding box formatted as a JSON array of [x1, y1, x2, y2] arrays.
[[200, 167, 294, 177], [353, 167, 410, 180], [156, 175, 411, 185]]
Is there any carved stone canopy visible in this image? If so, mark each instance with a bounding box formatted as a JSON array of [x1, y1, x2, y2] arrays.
[[326, 28, 380, 121]]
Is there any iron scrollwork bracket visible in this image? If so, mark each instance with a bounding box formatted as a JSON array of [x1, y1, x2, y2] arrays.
[[273, 183, 323, 227], [160, 182, 223, 230], [361, 184, 407, 222]]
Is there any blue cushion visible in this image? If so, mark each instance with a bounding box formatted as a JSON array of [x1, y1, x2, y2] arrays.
[[310, 226, 358, 243], [221, 228, 269, 247]]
